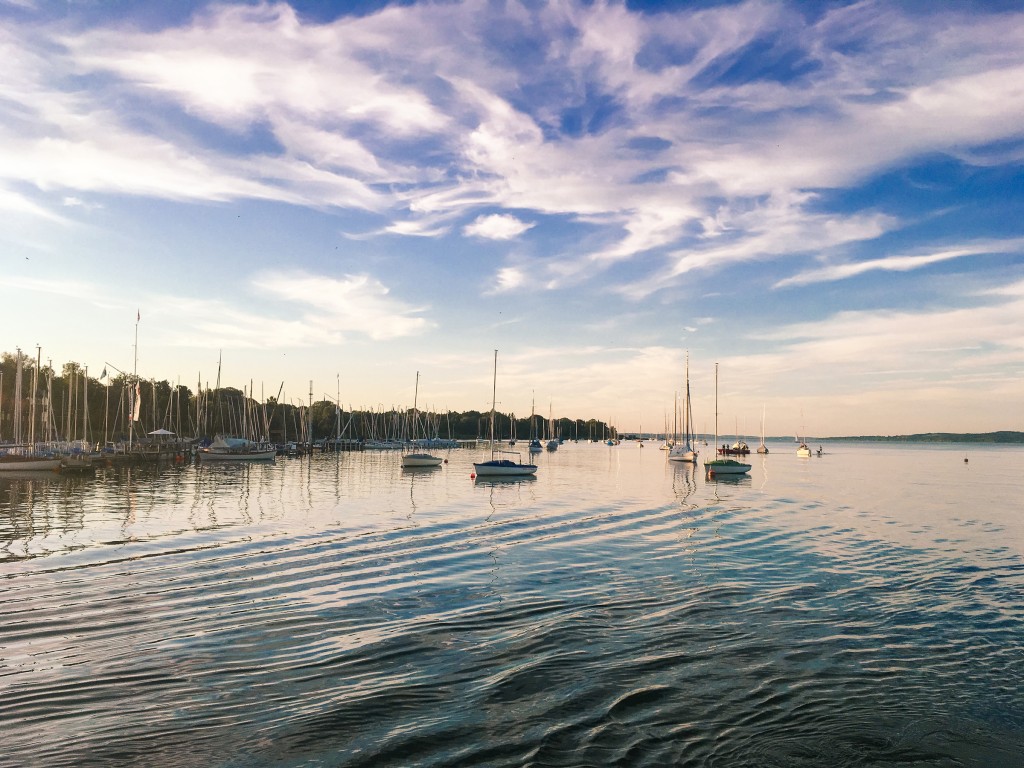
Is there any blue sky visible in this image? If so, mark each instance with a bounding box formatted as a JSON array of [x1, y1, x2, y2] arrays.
[[2, 0, 1022, 437]]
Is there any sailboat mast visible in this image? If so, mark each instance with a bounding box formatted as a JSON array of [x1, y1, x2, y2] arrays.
[[714, 362, 719, 451], [30, 346, 40, 448], [412, 371, 420, 442], [684, 351, 691, 447], [83, 365, 88, 445], [13, 349, 22, 445], [489, 350, 497, 448], [673, 390, 678, 445], [130, 310, 139, 449]]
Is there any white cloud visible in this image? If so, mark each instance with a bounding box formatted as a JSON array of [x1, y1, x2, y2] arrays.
[[0, 186, 64, 220], [250, 270, 432, 341], [463, 214, 534, 240], [488, 266, 527, 294], [0, 275, 93, 297]]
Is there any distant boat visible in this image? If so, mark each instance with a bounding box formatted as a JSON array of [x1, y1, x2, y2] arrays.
[[719, 418, 750, 455], [545, 401, 558, 451], [669, 352, 698, 463], [0, 451, 61, 472], [402, 372, 443, 468], [0, 349, 61, 472], [473, 351, 538, 477], [704, 364, 751, 476], [797, 420, 812, 457], [197, 435, 276, 461], [757, 404, 769, 454], [528, 393, 542, 453]]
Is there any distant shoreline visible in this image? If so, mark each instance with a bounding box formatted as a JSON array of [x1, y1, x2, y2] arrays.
[[638, 432, 1023, 444], [823, 431, 1024, 444]]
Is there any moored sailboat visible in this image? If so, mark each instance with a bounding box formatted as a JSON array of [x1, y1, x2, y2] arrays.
[[0, 348, 61, 472], [757, 404, 769, 454], [197, 435, 277, 461], [797, 417, 811, 457], [545, 400, 559, 451], [668, 352, 698, 463], [473, 351, 537, 477], [402, 371, 443, 468], [704, 363, 751, 476], [528, 393, 542, 453]]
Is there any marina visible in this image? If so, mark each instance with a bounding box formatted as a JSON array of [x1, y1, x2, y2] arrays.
[[3, 440, 1023, 766], [3, 2, 1022, 763]]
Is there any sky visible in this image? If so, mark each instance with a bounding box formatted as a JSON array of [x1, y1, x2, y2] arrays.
[[2, 0, 1022, 437]]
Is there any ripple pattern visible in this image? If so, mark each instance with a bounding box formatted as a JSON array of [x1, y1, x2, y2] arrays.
[[2, 444, 1023, 767]]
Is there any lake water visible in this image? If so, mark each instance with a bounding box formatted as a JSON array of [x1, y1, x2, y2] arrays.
[[2, 441, 1023, 767]]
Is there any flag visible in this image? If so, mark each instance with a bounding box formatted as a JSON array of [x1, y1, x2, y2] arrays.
[[100, 367, 107, 380], [132, 382, 142, 422], [137, 309, 141, 322]]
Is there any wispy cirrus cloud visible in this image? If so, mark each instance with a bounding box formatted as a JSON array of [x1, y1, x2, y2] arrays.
[[775, 239, 1024, 288], [4, 0, 1024, 287], [250, 270, 432, 341], [752, 278, 1024, 369]]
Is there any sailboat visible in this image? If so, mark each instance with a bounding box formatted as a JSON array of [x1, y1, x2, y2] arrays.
[[402, 371, 443, 468], [0, 347, 62, 472], [796, 414, 811, 457], [704, 363, 751, 476], [528, 393, 542, 453], [668, 353, 697, 463], [757, 404, 769, 454], [473, 351, 538, 477], [545, 401, 559, 451]]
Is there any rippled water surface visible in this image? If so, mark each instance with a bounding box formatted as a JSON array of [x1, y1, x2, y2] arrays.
[[2, 441, 1023, 767]]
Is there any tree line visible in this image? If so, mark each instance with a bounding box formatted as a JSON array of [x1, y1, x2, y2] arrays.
[[0, 352, 612, 445]]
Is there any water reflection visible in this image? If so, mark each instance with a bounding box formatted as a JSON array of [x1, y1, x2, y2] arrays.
[[705, 472, 752, 487], [3, 443, 1024, 767], [472, 475, 538, 487]]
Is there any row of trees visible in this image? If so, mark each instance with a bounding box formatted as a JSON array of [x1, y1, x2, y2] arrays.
[[0, 352, 613, 445]]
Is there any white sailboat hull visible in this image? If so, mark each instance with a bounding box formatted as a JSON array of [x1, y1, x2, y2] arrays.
[[0, 456, 61, 471], [668, 445, 697, 463], [473, 460, 537, 476], [704, 460, 751, 475], [402, 453, 443, 467], [198, 449, 276, 461]]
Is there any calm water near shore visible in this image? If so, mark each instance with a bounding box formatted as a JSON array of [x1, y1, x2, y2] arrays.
[[2, 441, 1023, 767]]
